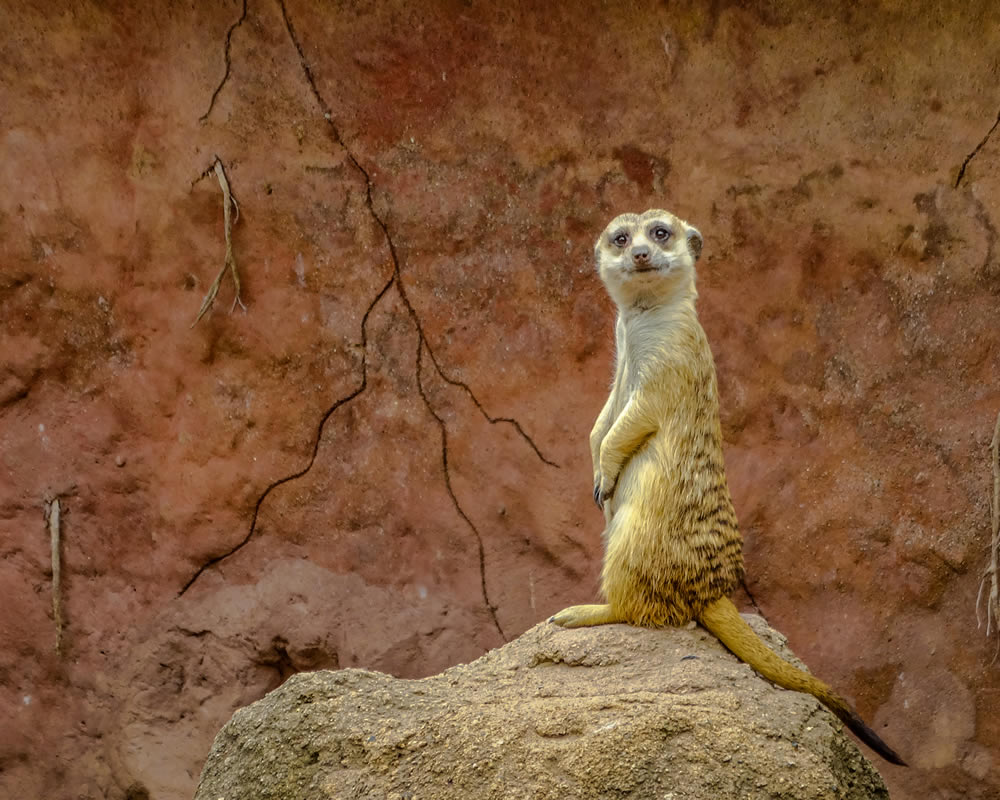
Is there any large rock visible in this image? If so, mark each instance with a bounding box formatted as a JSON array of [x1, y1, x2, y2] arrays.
[[195, 619, 888, 800]]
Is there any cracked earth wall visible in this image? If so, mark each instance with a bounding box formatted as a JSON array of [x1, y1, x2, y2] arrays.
[[1, 2, 999, 799]]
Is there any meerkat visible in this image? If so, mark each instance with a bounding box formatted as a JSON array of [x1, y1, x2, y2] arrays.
[[550, 209, 905, 766]]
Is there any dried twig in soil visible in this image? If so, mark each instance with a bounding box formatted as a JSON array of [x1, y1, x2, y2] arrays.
[[45, 497, 63, 655], [193, 158, 245, 326], [976, 412, 1000, 662]]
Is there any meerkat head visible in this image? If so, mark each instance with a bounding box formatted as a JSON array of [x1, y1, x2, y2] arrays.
[[594, 209, 703, 309]]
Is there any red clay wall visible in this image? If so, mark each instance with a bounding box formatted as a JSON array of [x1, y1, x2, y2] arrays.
[[2, 2, 999, 798]]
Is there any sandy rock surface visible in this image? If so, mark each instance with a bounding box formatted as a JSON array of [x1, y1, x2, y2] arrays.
[[195, 619, 889, 800]]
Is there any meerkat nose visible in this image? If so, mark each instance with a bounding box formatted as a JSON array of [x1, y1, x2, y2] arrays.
[[632, 245, 650, 264]]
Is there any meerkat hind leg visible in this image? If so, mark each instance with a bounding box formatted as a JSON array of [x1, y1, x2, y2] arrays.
[[549, 603, 623, 627]]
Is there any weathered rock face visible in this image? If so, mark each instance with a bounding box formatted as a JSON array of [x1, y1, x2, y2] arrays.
[[2, 1, 999, 799], [195, 620, 889, 800]]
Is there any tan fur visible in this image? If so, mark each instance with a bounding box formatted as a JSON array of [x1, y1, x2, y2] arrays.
[[551, 209, 905, 766]]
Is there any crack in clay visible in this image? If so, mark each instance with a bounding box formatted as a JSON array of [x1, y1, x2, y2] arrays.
[[277, 0, 511, 637], [275, 0, 554, 469], [972, 195, 998, 273], [171, 626, 214, 638], [954, 107, 1000, 188], [178, 276, 395, 597], [199, 0, 249, 123], [422, 346, 560, 467], [415, 336, 507, 640], [181, 3, 553, 642], [740, 576, 763, 616], [269, 0, 569, 640]]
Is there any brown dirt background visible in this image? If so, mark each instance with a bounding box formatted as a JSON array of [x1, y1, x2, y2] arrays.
[[2, 1, 999, 798]]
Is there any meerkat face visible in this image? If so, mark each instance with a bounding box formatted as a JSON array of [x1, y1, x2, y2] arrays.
[[594, 209, 703, 308]]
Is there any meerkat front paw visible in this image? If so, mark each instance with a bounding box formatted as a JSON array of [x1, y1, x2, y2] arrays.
[[594, 474, 618, 509]]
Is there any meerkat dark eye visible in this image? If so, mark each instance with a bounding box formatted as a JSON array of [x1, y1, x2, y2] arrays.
[[652, 226, 671, 242], [611, 232, 629, 248]]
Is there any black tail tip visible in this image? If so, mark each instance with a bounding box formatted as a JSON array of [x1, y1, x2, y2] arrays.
[[843, 709, 907, 766]]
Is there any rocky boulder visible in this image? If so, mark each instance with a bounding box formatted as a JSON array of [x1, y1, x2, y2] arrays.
[[195, 618, 889, 800]]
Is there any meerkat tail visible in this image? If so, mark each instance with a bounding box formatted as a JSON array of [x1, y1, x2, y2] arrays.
[[698, 597, 906, 766]]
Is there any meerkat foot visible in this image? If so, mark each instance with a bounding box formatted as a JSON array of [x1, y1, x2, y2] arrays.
[[549, 603, 622, 628]]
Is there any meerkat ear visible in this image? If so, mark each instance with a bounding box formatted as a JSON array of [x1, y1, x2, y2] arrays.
[[686, 225, 703, 261]]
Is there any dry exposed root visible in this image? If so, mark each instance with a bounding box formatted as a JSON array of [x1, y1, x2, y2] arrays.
[[976, 412, 1000, 662], [45, 497, 63, 655], [193, 158, 245, 326]]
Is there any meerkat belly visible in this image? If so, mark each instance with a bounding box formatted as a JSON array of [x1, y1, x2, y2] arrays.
[[601, 425, 744, 627]]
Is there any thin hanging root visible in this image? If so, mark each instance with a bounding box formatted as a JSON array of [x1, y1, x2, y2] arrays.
[[46, 497, 63, 655], [192, 158, 245, 327], [976, 411, 1000, 663]]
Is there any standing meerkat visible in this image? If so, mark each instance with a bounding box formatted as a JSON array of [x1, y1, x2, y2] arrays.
[[550, 208, 905, 766]]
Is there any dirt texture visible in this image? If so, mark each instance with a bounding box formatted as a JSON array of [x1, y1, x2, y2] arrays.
[[195, 618, 889, 800], [1, 1, 999, 799]]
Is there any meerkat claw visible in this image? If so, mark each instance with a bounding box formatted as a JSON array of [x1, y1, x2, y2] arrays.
[[596, 476, 617, 508]]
